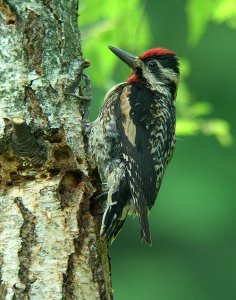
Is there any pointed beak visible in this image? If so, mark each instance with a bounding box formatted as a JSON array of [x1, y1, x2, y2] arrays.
[[108, 45, 138, 69]]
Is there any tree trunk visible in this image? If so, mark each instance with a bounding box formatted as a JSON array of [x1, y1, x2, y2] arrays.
[[0, 1, 112, 299]]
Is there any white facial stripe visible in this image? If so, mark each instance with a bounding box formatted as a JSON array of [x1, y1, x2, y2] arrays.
[[142, 65, 167, 94], [160, 67, 179, 84], [141, 61, 179, 93]]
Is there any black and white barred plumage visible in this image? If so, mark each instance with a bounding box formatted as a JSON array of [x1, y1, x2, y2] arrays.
[[89, 46, 180, 245]]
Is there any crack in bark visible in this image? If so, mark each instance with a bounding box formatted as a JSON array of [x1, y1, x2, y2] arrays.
[[0, 0, 17, 25], [89, 239, 111, 300], [23, 10, 44, 75], [25, 86, 50, 133], [58, 170, 84, 209], [62, 197, 86, 300], [41, 0, 63, 52], [62, 181, 92, 299], [0, 254, 7, 299], [0, 118, 13, 155], [13, 197, 36, 299], [62, 254, 75, 300], [75, 186, 91, 255]]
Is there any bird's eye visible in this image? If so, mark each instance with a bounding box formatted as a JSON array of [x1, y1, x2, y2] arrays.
[[147, 60, 158, 68]]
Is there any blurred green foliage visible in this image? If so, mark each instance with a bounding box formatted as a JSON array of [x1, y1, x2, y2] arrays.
[[176, 58, 232, 145], [79, 0, 150, 86], [80, 0, 232, 146], [187, 0, 236, 45]]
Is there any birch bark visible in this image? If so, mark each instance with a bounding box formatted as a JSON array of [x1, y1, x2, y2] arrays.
[[0, 1, 112, 299]]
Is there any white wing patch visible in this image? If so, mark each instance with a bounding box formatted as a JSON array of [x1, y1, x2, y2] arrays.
[[120, 87, 137, 147]]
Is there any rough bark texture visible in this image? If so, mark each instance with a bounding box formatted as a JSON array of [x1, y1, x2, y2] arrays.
[[0, 1, 113, 299]]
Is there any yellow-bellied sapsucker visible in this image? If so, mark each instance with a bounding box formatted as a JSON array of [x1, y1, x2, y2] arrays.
[[88, 46, 180, 245]]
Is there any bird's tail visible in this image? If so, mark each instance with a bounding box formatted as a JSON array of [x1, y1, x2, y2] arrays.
[[100, 202, 127, 243], [100, 177, 131, 243], [139, 208, 152, 246], [134, 195, 152, 246]]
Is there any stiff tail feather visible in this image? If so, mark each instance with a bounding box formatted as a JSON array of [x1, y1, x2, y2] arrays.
[[134, 195, 152, 246], [139, 209, 152, 246], [100, 203, 127, 243]]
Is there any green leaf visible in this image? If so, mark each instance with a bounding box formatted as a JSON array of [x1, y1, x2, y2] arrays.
[[80, 0, 151, 87], [187, 0, 236, 45], [186, 0, 214, 45], [201, 119, 233, 146]]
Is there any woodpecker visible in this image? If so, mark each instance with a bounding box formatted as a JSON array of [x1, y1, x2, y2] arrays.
[[89, 46, 180, 245]]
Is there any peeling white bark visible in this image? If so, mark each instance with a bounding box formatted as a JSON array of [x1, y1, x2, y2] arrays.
[[1, 179, 72, 298], [0, 1, 112, 299]]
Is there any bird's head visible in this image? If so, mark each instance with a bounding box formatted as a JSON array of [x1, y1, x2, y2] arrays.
[[109, 45, 180, 93]]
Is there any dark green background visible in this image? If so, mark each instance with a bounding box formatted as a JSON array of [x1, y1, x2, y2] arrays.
[[87, 0, 236, 298]]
